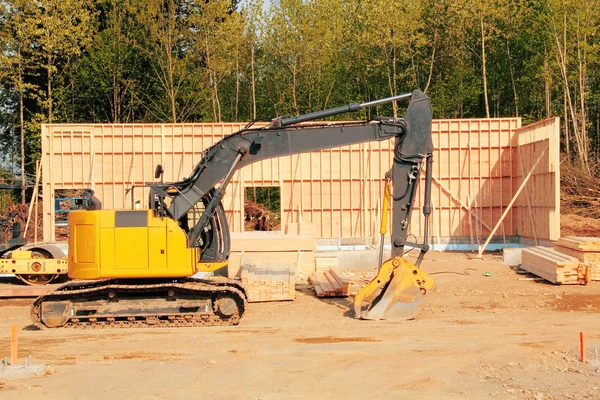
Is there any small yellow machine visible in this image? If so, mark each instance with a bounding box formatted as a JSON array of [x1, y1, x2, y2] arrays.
[[32, 90, 436, 328], [0, 193, 67, 285], [0, 250, 67, 285]]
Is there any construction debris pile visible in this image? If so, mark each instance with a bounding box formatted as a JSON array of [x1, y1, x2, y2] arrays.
[[560, 162, 600, 219]]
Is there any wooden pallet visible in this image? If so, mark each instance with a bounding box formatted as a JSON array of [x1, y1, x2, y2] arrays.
[[521, 246, 583, 284], [240, 263, 295, 302]]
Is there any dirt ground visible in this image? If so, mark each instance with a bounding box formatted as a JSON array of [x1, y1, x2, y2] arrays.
[[0, 251, 599, 400], [561, 214, 600, 237]]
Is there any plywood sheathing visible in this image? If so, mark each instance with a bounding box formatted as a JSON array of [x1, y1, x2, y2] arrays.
[[39, 118, 569, 246], [515, 118, 561, 242], [521, 246, 584, 284]]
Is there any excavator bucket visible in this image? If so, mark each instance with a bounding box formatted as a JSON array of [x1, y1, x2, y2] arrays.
[[354, 257, 435, 320]]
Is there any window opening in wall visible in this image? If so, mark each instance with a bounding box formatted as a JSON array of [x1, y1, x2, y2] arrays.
[[244, 186, 281, 231], [54, 189, 89, 240]]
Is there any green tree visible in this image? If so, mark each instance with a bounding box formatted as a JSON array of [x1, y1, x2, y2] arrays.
[[128, 0, 203, 122]]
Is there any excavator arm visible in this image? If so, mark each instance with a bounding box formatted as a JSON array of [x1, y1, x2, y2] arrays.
[[148, 89, 436, 320], [153, 91, 432, 243]]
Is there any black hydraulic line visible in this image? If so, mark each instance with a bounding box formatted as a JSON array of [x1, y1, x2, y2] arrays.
[[415, 155, 433, 267], [274, 93, 413, 127], [188, 152, 244, 245]]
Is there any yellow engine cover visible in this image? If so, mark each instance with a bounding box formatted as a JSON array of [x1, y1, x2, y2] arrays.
[[68, 210, 201, 280]]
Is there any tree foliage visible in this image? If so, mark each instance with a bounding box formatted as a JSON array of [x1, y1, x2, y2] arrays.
[[1, 0, 600, 183]]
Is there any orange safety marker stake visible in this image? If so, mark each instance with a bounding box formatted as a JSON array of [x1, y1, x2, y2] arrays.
[[580, 331, 586, 363], [10, 324, 18, 366]]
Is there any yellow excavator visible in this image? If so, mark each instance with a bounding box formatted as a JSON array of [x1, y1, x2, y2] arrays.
[[32, 89, 435, 328]]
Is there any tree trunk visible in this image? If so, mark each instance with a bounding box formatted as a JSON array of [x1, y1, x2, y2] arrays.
[[506, 40, 519, 117], [563, 11, 569, 159], [480, 14, 490, 118], [424, 33, 436, 94], [251, 43, 257, 120], [553, 10, 587, 172], [291, 63, 299, 115], [167, 52, 176, 123], [112, 4, 120, 123], [292, 63, 300, 115], [47, 54, 53, 124], [576, 24, 588, 165], [392, 44, 398, 118], [235, 45, 240, 122], [544, 48, 551, 118], [18, 46, 25, 204], [385, 45, 396, 118], [564, 87, 570, 159], [214, 75, 222, 122]]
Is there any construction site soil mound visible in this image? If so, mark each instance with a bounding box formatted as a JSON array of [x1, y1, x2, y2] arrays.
[[0, 252, 599, 399], [561, 214, 600, 237]]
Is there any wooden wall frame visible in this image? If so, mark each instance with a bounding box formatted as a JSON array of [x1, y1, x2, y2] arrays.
[[40, 117, 557, 246]]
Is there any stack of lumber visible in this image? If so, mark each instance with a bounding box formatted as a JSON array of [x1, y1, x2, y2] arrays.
[[240, 263, 296, 302], [554, 237, 600, 281], [521, 246, 583, 284], [227, 231, 316, 279], [308, 267, 371, 297]]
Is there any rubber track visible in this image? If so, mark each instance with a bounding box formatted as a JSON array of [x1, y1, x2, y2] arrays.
[[31, 278, 247, 329]]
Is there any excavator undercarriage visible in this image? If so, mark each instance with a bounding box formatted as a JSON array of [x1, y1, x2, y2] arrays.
[[32, 278, 246, 328]]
